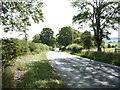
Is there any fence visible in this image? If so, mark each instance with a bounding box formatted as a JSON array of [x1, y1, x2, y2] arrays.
[[115, 48, 120, 53]]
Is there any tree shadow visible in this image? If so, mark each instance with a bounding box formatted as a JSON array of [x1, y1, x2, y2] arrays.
[[16, 59, 66, 88], [48, 56, 120, 88]]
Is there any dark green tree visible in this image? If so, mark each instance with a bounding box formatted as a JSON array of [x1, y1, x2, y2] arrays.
[[71, 0, 119, 51], [73, 29, 82, 44], [56, 26, 73, 46], [81, 31, 93, 50], [107, 44, 111, 48], [40, 28, 55, 46], [0, 1, 44, 40], [32, 34, 41, 43]]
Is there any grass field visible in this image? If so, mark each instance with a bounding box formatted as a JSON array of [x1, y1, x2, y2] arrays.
[[2, 51, 65, 88]]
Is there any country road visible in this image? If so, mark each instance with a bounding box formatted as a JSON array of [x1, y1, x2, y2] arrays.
[[46, 51, 120, 88]]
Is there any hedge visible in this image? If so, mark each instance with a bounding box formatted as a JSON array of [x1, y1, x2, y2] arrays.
[[1, 38, 49, 68], [66, 43, 83, 53]]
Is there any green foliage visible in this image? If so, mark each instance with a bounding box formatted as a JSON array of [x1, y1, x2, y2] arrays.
[[107, 44, 111, 48], [81, 30, 93, 49], [40, 28, 55, 47], [1, 38, 49, 68], [73, 30, 81, 44], [0, 1, 44, 33], [18, 39, 30, 55], [71, 0, 119, 51], [56, 26, 73, 46], [2, 51, 65, 88], [28, 42, 38, 53], [2, 66, 16, 88], [60, 46, 66, 51], [66, 43, 83, 53], [1, 38, 28, 67], [32, 34, 41, 43], [80, 51, 120, 66]]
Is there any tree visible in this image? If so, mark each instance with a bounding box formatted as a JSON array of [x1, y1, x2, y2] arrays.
[[0, 1, 44, 40], [81, 31, 93, 50], [107, 44, 111, 48], [56, 26, 73, 47], [40, 28, 55, 46], [71, 0, 119, 51], [73, 29, 82, 44], [32, 34, 40, 43]]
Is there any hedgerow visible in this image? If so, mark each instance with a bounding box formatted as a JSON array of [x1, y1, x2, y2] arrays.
[[66, 43, 83, 53], [1, 38, 50, 68]]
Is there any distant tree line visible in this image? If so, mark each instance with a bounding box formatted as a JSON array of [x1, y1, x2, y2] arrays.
[[32, 26, 95, 52]]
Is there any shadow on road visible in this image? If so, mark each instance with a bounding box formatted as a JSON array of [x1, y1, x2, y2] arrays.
[[48, 55, 120, 88]]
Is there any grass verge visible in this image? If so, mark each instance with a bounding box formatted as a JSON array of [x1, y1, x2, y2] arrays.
[[65, 51, 120, 66], [2, 51, 65, 88]]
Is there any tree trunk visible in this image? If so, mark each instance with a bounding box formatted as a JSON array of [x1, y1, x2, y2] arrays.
[[97, 42, 102, 52], [97, 45, 101, 52]]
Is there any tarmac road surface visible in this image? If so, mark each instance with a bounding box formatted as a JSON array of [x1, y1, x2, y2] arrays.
[[46, 51, 120, 88]]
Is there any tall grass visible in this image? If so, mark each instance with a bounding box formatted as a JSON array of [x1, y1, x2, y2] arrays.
[[71, 51, 120, 66]]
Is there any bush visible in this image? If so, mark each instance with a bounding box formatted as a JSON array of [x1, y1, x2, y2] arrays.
[[60, 46, 66, 51], [1, 38, 22, 67], [28, 42, 38, 53], [33, 43, 49, 53], [18, 40, 30, 55], [66, 43, 83, 53], [1, 38, 50, 68]]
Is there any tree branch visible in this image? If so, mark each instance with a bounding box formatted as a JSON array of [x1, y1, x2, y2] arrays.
[[101, 7, 117, 30]]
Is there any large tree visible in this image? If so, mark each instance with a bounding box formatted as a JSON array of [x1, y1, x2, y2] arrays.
[[73, 29, 82, 44], [0, 1, 44, 40], [40, 28, 55, 46], [71, 0, 119, 51], [56, 26, 73, 46], [81, 30, 93, 50]]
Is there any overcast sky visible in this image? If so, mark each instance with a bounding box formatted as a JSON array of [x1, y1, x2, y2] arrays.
[[0, 0, 118, 40]]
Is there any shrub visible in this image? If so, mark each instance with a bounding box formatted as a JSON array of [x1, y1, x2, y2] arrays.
[[1, 38, 50, 68], [1, 38, 22, 67], [60, 46, 66, 51], [66, 43, 83, 53], [18, 40, 30, 55], [33, 43, 49, 53], [28, 42, 38, 54]]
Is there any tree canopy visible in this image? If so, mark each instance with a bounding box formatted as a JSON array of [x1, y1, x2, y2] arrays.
[[0, 1, 44, 40], [81, 30, 93, 49], [40, 28, 55, 47], [56, 26, 73, 47], [32, 34, 41, 43], [73, 29, 81, 44], [71, 0, 119, 51]]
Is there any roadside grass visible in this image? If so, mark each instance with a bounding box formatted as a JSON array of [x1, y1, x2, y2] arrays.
[[82, 48, 115, 53], [2, 51, 65, 88], [65, 50, 120, 66], [2, 66, 16, 88]]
